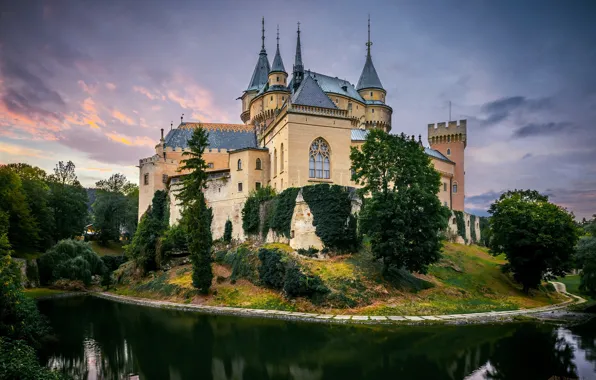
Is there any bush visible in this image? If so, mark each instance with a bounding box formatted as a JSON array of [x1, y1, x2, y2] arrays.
[[38, 239, 106, 286], [454, 211, 467, 243], [156, 224, 188, 267], [223, 219, 233, 243], [301, 184, 359, 251], [242, 186, 276, 236], [0, 338, 68, 380], [101, 255, 128, 272], [25, 259, 39, 287], [283, 260, 329, 298], [296, 247, 319, 257], [258, 248, 286, 289], [219, 246, 259, 283]]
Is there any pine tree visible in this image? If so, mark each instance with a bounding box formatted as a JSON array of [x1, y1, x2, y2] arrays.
[[175, 128, 213, 293], [223, 219, 233, 243]]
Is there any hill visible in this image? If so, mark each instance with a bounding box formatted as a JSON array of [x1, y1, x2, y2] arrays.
[[112, 242, 564, 316]]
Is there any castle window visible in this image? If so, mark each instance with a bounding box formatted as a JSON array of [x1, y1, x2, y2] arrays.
[[443, 183, 447, 191], [207, 162, 214, 169], [336, 98, 338, 103], [372, 109, 374, 114], [309, 137, 331, 179], [162, 174, 168, 184], [453, 183, 458, 193], [238, 182, 243, 192], [370, 91, 373, 97], [282, 96, 285, 101], [256, 158, 262, 170], [276, 76, 279, 82], [237, 159, 242, 171], [280, 143, 284, 171], [144, 173, 149, 185], [448, 135, 451, 142], [274, 148, 277, 175], [444, 201, 448, 207], [281, 178, 284, 188], [256, 182, 261, 190], [447, 148, 451, 156], [348, 103, 352, 111]]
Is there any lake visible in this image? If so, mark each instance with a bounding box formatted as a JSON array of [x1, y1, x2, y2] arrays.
[[38, 296, 596, 379]]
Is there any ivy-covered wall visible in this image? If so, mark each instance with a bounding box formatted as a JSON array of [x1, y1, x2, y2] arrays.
[[447, 210, 481, 245]]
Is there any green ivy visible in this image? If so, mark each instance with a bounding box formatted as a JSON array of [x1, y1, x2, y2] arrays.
[[470, 214, 477, 244], [301, 184, 358, 251], [266, 187, 300, 238], [453, 210, 467, 243], [241, 186, 275, 236]]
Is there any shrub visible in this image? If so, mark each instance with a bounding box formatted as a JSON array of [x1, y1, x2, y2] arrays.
[[101, 255, 128, 272], [258, 248, 286, 289], [242, 186, 275, 236], [25, 259, 39, 287], [38, 239, 106, 286], [0, 338, 68, 380], [301, 184, 358, 251], [223, 219, 233, 243], [283, 260, 329, 298], [470, 214, 477, 244], [220, 246, 259, 283], [296, 247, 319, 257], [156, 224, 188, 267], [269, 188, 300, 238], [454, 211, 467, 243]]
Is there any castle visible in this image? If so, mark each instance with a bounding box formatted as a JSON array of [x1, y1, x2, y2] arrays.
[[138, 19, 472, 242]]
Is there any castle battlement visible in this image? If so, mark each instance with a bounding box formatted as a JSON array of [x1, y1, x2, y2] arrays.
[[428, 119, 467, 147]]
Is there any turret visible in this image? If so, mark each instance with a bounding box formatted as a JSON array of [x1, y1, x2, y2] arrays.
[[241, 18, 271, 123], [356, 16, 386, 103], [269, 25, 288, 87], [428, 119, 467, 211], [292, 22, 304, 92]]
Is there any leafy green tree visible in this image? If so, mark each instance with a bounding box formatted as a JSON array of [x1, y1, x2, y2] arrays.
[[576, 215, 596, 294], [223, 219, 233, 243], [175, 127, 213, 293], [488, 190, 579, 292], [126, 190, 169, 272], [38, 239, 106, 286], [47, 161, 88, 240], [0, 166, 39, 252], [351, 130, 449, 274], [93, 174, 138, 244]]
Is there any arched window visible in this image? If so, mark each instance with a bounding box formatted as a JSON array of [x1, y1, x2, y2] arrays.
[[443, 183, 447, 192], [256, 158, 262, 170], [447, 148, 451, 156], [309, 138, 331, 179], [280, 143, 284, 171], [453, 183, 458, 193], [274, 148, 277, 175], [237, 159, 242, 171]]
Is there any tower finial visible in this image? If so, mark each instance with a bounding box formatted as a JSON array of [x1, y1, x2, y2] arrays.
[[261, 17, 265, 51], [366, 14, 373, 57], [277, 24, 279, 49]]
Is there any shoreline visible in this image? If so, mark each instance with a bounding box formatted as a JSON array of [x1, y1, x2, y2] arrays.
[[90, 285, 591, 326]]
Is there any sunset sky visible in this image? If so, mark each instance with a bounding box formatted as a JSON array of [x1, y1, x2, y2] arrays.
[[1, 0, 595, 218]]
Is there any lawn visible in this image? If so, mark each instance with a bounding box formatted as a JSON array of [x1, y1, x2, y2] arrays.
[[558, 274, 593, 301], [90, 240, 126, 256], [23, 288, 65, 299]]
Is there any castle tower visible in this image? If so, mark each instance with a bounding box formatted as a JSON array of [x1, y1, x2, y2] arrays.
[[428, 120, 467, 211], [269, 25, 288, 87], [292, 22, 304, 92], [240, 18, 271, 123], [356, 16, 386, 103]]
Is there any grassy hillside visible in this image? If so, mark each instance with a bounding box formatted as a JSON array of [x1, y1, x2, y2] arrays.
[[558, 274, 594, 302], [112, 242, 564, 316], [90, 241, 125, 256]]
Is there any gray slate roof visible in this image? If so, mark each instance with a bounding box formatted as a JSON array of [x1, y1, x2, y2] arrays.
[[164, 127, 257, 150], [247, 50, 271, 92], [291, 74, 338, 109], [356, 55, 384, 91], [271, 44, 286, 73], [289, 71, 364, 103], [350, 129, 453, 163]]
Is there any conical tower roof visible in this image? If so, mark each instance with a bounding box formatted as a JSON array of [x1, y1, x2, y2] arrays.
[[246, 18, 271, 91], [356, 17, 384, 91], [271, 25, 286, 73]]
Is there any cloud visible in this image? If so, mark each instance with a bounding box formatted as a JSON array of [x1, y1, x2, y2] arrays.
[[111, 109, 135, 125], [105, 83, 117, 90], [133, 86, 164, 100], [165, 76, 230, 122], [477, 96, 552, 126], [78, 80, 97, 95], [512, 122, 574, 138], [105, 132, 154, 147], [522, 153, 532, 159], [0, 142, 45, 158]]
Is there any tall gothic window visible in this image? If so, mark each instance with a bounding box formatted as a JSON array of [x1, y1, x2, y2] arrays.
[[274, 148, 277, 175], [309, 138, 330, 179], [280, 143, 284, 171], [237, 159, 242, 170], [256, 158, 262, 170]]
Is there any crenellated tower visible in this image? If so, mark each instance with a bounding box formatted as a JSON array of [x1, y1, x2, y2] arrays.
[[428, 120, 467, 211]]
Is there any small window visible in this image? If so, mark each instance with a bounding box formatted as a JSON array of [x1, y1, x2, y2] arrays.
[[238, 182, 243, 192], [256, 158, 262, 170], [443, 183, 447, 191], [162, 174, 168, 184], [281, 178, 284, 188], [207, 162, 214, 169], [444, 201, 448, 207], [370, 91, 373, 97], [237, 159, 242, 170], [282, 96, 285, 101], [453, 184, 458, 193], [256, 182, 261, 190], [336, 98, 338, 103], [276, 76, 279, 82], [270, 96, 273, 101], [144, 173, 149, 185], [447, 148, 451, 156], [372, 109, 374, 113]]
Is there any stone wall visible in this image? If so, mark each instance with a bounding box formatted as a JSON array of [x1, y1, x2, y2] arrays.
[[446, 211, 481, 245]]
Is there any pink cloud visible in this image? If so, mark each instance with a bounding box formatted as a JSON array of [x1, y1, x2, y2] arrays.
[[0, 142, 45, 158], [165, 75, 230, 122], [133, 86, 165, 101], [105, 83, 117, 90], [111, 109, 135, 125], [77, 80, 97, 95], [105, 132, 155, 147]]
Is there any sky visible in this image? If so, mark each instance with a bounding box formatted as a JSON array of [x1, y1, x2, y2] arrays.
[[1, 0, 595, 219]]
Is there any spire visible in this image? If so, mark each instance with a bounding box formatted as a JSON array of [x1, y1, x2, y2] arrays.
[[356, 16, 384, 91], [271, 24, 286, 73], [292, 22, 304, 91], [246, 17, 271, 91]]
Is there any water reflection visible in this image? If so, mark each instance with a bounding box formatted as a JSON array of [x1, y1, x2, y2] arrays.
[[38, 296, 596, 380]]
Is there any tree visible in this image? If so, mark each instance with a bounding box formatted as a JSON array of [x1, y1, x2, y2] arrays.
[[351, 130, 449, 274], [93, 174, 138, 244], [0, 166, 39, 252], [488, 190, 579, 292], [175, 127, 213, 293], [47, 161, 88, 240], [576, 216, 596, 294], [223, 219, 233, 243]]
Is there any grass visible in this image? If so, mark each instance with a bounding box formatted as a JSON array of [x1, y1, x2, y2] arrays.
[[112, 242, 565, 316], [90, 241, 125, 256], [558, 274, 594, 301], [23, 288, 65, 299]]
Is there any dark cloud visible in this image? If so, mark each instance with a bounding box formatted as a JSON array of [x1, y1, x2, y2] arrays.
[[513, 122, 574, 138], [478, 96, 552, 126], [522, 153, 532, 159]]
